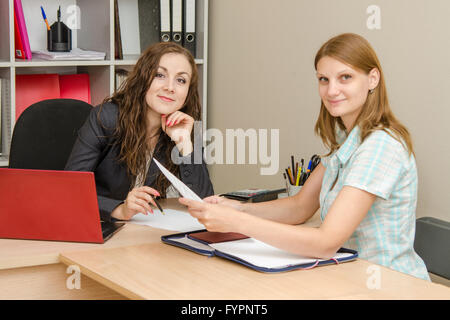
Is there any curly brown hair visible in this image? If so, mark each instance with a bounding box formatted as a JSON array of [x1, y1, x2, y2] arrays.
[[102, 42, 201, 197]]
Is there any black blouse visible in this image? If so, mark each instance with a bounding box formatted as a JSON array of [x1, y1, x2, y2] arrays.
[[65, 102, 214, 221]]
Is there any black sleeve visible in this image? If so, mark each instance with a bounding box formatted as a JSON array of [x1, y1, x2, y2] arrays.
[[65, 106, 109, 171], [176, 147, 214, 199], [65, 104, 122, 221], [97, 196, 123, 222]]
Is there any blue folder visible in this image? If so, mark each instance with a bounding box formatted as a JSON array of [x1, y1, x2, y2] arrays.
[[161, 230, 358, 273]]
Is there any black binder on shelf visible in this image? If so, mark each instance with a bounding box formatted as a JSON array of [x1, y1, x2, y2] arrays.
[[115, 68, 129, 91], [171, 0, 183, 46], [114, 0, 123, 59], [160, 0, 171, 42], [183, 0, 196, 57], [138, 0, 161, 52], [162, 230, 358, 273]]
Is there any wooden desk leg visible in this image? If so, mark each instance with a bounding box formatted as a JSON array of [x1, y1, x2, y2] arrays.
[[0, 263, 127, 300]]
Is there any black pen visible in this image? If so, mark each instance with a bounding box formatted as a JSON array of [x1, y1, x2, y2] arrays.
[[291, 155, 295, 180], [283, 173, 289, 192], [300, 172, 305, 186], [150, 196, 165, 215]]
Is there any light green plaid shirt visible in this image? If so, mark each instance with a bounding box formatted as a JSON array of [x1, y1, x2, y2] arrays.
[[320, 126, 430, 281]]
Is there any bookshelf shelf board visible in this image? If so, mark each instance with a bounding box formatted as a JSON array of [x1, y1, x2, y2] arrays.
[[14, 59, 112, 67]]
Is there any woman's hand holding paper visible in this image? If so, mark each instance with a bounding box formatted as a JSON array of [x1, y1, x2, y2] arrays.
[[179, 197, 243, 233], [203, 195, 243, 210]]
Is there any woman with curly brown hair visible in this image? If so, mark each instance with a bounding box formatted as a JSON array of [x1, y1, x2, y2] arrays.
[[65, 42, 214, 221]]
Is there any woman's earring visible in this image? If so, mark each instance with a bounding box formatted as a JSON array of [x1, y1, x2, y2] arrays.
[[369, 89, 374, 94]]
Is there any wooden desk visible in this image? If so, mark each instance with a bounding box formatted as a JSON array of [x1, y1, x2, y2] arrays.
[[59, 241, 450, 300], [0, 222, 170, 299], [2, 199, 449, 300], [0, 199, 182, 299]]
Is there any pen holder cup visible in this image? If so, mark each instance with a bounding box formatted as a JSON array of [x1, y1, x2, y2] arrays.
[[287, 184, 302, 197], [47, 22, 72, 52]]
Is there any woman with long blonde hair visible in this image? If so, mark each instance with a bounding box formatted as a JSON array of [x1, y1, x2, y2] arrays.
[[180, 33, 429, 280]]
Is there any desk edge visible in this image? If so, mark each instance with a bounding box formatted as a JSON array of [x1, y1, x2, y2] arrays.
[[59, 253, 145, 300]]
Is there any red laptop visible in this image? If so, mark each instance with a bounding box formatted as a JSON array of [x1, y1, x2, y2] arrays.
[[0, 168, 124, 243]]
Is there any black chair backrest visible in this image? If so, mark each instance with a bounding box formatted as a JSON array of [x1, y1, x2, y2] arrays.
[[9, 98, 92, 170]]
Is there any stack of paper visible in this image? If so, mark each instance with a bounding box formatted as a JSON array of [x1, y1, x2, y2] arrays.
[[31, 48, 106, 61]]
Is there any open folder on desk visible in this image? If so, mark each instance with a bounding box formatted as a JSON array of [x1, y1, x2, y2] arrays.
[[162, 230, 358, 273]]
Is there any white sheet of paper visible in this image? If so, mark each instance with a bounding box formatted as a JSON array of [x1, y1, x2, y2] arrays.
[[153, 158, 203, 202], [129, 209, 205, 232], [210, 238, 354, 269]]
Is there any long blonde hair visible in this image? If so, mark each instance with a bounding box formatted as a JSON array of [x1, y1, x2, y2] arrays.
[[314, 33, 414, 156]]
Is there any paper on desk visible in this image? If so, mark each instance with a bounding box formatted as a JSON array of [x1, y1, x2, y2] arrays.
[[210, 238, 354, 269], [129, 209, 205, 232], [153, 158, 203, 202]]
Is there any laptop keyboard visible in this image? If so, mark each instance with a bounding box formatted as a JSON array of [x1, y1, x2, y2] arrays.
[[101, 221, 125, 240]]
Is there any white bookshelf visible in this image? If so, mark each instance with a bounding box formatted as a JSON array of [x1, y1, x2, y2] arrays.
[[0, 0, 208, 167]]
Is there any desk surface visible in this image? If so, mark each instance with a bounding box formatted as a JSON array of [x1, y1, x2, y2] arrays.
[[0, 198, 321, 271], [0, 223, 167, 270], [0, 199, 192, 270], [60, 241, 450, 300], [2, 198, 450, 300]]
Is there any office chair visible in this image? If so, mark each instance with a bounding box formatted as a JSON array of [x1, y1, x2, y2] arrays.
[[9, 98, 92, 170], [414, 217, 450, 283]]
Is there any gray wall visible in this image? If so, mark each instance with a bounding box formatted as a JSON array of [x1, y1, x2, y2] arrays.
[[206, 0, 450, 221]]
